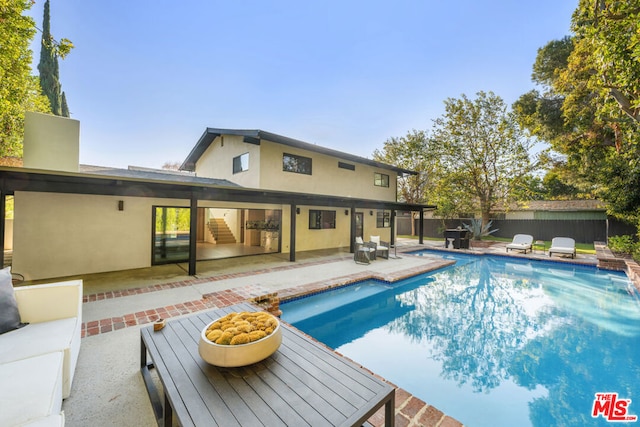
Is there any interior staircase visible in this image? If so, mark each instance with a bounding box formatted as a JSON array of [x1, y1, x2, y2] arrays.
[[208, 218, 236, 244]]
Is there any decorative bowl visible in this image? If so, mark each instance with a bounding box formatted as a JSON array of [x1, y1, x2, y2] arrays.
[[198, 311, 282, 367]]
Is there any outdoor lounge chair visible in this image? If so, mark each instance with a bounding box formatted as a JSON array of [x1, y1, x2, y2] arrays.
[[549, 237, 576, 259], [370, 235, 389, 259], [505, 234, 533, 254], [354, 237, 375, 264]]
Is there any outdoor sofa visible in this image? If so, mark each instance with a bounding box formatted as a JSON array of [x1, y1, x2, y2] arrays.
[[0, 271, 82, 426]]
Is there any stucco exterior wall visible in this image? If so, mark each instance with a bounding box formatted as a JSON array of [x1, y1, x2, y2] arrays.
[[290, 207, 391, 252], [195, 135, 261, 187], [23, 112, 80, 172], [258, 141, 398, 201], [12, 192, 189, 281], [293, 205, 351, 251], [358, 210, 392, 243]]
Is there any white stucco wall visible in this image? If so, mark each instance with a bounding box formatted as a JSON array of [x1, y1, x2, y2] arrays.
[[12, 192, 189, 281], [258, 140, 398, 201], [23, 112, 80, 172], [290, 207, 391, 252], [195, 135, 261, 187]]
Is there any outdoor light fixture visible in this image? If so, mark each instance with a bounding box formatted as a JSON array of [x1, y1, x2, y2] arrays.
[[296, 208, 300, 214], [345, 210, 349, 216], [369, 210, 373, 216], [118, 200, 124, 211]]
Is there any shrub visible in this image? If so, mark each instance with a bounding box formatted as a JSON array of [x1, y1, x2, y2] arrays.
[[608, 235, 636, 254], [463, 219, 498, 240]]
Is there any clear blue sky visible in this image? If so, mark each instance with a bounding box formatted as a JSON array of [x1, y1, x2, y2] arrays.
[[28, 1, 575, 169]]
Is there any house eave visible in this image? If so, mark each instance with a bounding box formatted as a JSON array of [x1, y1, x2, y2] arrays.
[[179, 128, 418, 176]]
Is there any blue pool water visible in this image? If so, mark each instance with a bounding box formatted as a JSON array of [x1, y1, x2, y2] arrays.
[[281, 252, 640, 427]]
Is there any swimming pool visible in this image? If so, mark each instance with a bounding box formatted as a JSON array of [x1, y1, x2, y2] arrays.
[[280, 252, 640, 427]]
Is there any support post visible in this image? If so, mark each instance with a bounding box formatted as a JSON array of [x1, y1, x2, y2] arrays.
[[188, 196, 198, 276], [290, 203, 296, 262], [419, 209, 424, 245], [0, 192, 5, 268], [390, 210, 396, 247], [350, 206, 356, 253]]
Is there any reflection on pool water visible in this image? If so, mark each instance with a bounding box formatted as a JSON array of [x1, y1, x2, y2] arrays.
[[281, 252, 640, 427]]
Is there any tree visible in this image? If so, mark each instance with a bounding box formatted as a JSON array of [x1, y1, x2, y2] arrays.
[[162, 161, 181, 170], [373, 129, 432, 205], [514, 15, 640, 229], [571, 0, 640, 124], [373, 129, 433, 235], [38, 0, 69, 117], [0, 0, 51, 158], [428, 91, 537, 227]]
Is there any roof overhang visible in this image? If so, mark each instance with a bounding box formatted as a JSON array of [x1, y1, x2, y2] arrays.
[[180, 128, 418, 177], [0, 167, 434, 212]]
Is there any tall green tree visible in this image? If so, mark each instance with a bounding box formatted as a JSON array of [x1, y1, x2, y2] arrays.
[[0, 0, 50, 158], [373, 129, 432, 205], [514, 1, 640, 228], [37, 0, 67, 116], [428, 91, 537, 227], [571, 0, 640, 124], [373, 129, 433, 235], [36, 0, 72, 118]]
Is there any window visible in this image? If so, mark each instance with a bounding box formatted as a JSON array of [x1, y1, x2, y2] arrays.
[[374, 173, 389, 187], [309, 210, 336, 229], [233, 153, 249, 174], [376, 210, 391, 228], [338, 161, 355, 171], [283, 153, 312, 175]]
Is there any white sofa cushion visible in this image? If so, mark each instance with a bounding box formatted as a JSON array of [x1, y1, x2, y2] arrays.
[[0, 352, 64, 426], [0, 267, 27, 334], [0, 317, 80, 399]]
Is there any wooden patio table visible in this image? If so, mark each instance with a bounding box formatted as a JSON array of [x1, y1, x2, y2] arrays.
[[141, 302, 395, 426]]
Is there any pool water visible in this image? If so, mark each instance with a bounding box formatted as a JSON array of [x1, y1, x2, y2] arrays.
[[281, 252, 640, 427]]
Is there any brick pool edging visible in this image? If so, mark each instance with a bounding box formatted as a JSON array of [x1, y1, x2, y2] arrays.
[[80, 256, 465, 427]]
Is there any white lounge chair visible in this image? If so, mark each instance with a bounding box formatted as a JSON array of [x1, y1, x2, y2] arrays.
[[370, 235, 389, 259], [506, 234, 533, 254], [549, 237, 576, 259]]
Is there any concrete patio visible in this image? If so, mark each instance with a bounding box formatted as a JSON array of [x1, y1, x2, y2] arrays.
[[52, 238, 600, 426]]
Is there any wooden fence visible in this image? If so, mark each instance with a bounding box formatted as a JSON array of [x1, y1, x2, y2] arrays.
[[397, 217, 636, 244]]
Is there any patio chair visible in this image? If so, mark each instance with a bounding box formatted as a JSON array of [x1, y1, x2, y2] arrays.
[[354, 238, 375, 264], [549, 237, 576, 259], [505, 234, 534, 254], [370, 235, 389, 259]]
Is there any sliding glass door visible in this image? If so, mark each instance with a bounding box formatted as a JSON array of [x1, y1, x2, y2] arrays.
[[153, 206, 191, 264]]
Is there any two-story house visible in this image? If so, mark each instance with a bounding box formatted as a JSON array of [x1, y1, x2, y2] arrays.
[[2, 114, 433, 281]]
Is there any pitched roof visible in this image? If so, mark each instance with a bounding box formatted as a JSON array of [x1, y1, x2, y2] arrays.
[[79, 164, 240, 187], [179, 128, 418, 176]]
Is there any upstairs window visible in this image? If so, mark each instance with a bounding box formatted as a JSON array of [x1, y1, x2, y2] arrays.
[[233, 153, 249, 174], [283, 153, 312, 175], [374, 172, 389, 187], [338, 161, 355, 171], [309, 210, 336, 229]]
